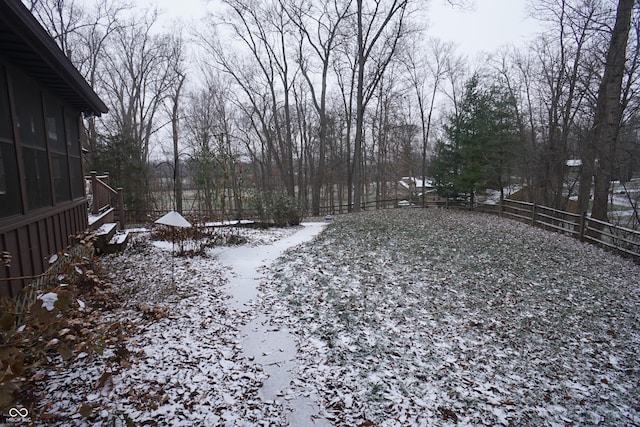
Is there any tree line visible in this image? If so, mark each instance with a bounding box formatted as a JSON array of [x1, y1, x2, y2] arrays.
[[25, 0, 640, 227]]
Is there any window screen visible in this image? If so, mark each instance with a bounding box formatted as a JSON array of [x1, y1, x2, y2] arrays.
[[13, 74, 45, 148], [0, 142, 21, 218], [65, 112, 80, 156], [22, 147, 52, 210], [0, 67, 12, 141], [70, 156, 84, 199], [46, 96, 65, 153], [52, 153, 71, 202]]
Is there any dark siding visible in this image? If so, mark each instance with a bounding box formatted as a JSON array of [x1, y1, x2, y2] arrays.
[[0, 200, 88, 297], [0, 3, 101, 298], [3, 232, 22, 296]]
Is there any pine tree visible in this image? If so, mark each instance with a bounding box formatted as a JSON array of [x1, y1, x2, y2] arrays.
[[432, 74, 521, 204]]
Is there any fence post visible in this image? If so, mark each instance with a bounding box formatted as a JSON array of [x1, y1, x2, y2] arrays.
[[579, 211, 587, 241], [531, 203, 537, 226], [90, 171, 99, 215], [117, 188, 126, 229]]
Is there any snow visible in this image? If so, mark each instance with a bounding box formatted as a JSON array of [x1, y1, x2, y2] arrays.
[[37, 292, 58, 311], [154, 210, 192, 228], [204, 219, 256, 227], [108, 231, 129, 245], [262, 209, 640, 426], [95, 222, 117, 236], [213, 222, 332, 426], [27, 210, 640, 426]]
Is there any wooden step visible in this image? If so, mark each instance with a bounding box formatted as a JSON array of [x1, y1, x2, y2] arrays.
[[94, 222, 118, 254], [88, 207, 115, 230], [105, 230, 129, 254]]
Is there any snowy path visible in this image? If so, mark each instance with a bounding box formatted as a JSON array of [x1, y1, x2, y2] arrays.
[[213, 222, 332, 426]]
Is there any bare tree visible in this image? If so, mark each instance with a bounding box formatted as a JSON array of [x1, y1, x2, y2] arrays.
[[25, 0, 85, 56], [333, 35, 358, 211], [353, 0, 412, 211], [204, 0, 300, 197], [530, 0, 603, 209], [25, 0, 130, 167], [287, 0, 353, 215], [183, 77, 229, 216], [589, 0, 635, 224], [168, 32, 187, 214], [402, 37, 453, 206], [99, 9, 185, 216]]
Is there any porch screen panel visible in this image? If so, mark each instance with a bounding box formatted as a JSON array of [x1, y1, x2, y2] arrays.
[[13, 73, 52, 210], [51, 153, 71, 202], [0, 66, 20, 218], [46, 96, 71, 203], [13, 74, 45, 149], [0, 143, 21, 218], [45, 97, 65, 152], [0, 66, 12, 140], [22, 147, 52, 209], [66, 112, 84, 199]]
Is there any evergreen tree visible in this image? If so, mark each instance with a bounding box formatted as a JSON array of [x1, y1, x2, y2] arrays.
[[432, 74, 521, 204], [90, 134, 149, 217]]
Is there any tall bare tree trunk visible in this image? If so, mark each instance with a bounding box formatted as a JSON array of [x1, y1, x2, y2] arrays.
[[353, 0, 365, 212], [590, 0, 634, 224], [172, 73, 186, 214]]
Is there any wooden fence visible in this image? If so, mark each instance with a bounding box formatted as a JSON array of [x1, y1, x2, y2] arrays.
[[107, 193, 640, 262], [476, 199, 640, 262]]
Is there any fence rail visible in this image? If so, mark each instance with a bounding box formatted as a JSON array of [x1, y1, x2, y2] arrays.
[[113, 194, 639, 262], [478, 199, 640, 262]]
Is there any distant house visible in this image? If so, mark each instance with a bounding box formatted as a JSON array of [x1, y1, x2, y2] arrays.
[[398, 177, 440, 201], [0, 1, 108, 297]]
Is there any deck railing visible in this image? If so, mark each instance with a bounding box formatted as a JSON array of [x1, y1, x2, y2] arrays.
[[88, 171, 125, 229]]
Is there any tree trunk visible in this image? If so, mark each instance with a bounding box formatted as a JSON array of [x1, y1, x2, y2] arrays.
[[172, 74, 186, 214], [353, 0, 365, 212], [590, 0, 634, 224]]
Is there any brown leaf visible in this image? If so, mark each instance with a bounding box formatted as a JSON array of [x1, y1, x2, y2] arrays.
[[57, 346, 73, 360], [9, 358, 24, 376], [0, 382, 18, 408], [0, 313, 15, 331], [438, 407, 458, 422], [54, 290, 72, 312], [78, 403, 93, 417], [31, 299, 56, 325], [97, 371, 112, 389]]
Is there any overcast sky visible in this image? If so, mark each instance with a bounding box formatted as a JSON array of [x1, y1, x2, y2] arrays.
[[427, 0, 540, 58], [149, 0, 541, 60]]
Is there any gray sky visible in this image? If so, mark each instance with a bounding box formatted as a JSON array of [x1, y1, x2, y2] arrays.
[[427, 0, 540, 58], [150, 0, 541, 59]]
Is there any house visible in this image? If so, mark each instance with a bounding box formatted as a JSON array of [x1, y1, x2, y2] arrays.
[[0, 1, 108, 297], [398, 177, 441, 202]]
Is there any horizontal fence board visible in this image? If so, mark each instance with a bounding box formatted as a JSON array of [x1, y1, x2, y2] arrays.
[[499, 199, 639, 262]]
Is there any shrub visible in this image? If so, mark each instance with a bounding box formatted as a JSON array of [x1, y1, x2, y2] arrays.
[[245, 191, 305, 227], [267, 192, 305, 226]]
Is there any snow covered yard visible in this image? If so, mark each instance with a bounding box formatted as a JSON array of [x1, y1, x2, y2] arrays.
[[262, 209, 640, 426], [23, 210, 639, 426], [30, 226, 300, 426]]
